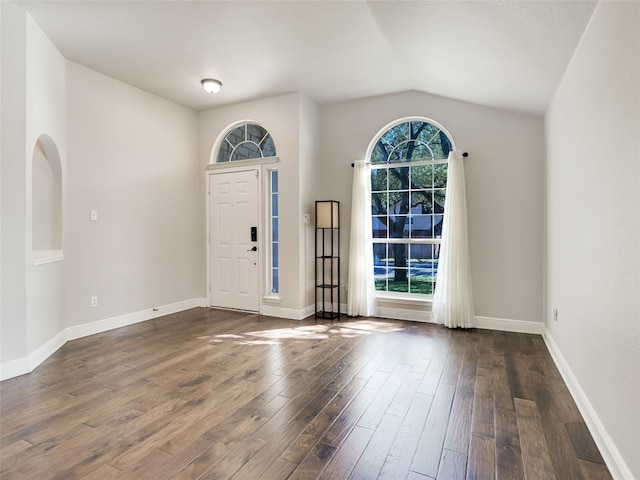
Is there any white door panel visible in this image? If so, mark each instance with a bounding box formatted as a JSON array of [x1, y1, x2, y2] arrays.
[[209, 170, 259, 311]]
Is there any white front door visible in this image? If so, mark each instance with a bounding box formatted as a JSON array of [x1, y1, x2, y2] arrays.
[[209, 169, 260, 312]]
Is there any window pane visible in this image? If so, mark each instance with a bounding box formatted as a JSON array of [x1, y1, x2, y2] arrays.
[[390, 142, 410, 162], [372, 192, 387, 215], [261, 134, 276, 157], [434, 215, 444, 237], [410, 165, 433, 188], [231, 141, 261, 161], [373, 243, 388, 291], [373, 243, 387, 262], [409, 244, 437, 294], [371, 169, 387, 191], [272, 269, 279, 294], [387, 191, 409, 214], [272, 218, 278, 241], [409, 142, 433, 160], [434, 164, 448, 188], [409, 274, 434, 295], [271, 193, 278, 215], [434, 189, 446, 213], [371, 140, 391, 164], [372, 217, 387, 238], [271, 170, 278, 192], [409, 215, 430, 238], [428, 130, 453, 158], [272, 242, 278, 267], [225, 126, 244, 147], [217, 141, 232, 162], [383, 122, 409, 146], [389, 216, 409, 238], [387, 271, 408, 293], [389, 243, 408, 269], [415, 121, 439, 144], [247, 124, 268, 144], [388, 167, 409, 190], [411, 190, 432, 214]]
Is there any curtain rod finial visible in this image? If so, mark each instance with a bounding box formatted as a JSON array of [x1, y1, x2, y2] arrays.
[[462, 152, 469, 157]]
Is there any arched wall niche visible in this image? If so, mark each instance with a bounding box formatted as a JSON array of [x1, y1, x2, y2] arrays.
[[32, 134, 63, 264]]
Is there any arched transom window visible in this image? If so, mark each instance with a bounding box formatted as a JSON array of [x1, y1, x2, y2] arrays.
[[370, 118, 454, 296], [217, 122, 277, 163]]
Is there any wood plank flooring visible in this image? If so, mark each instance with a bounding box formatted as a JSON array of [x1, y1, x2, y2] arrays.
[[0, 308, 612, 479]]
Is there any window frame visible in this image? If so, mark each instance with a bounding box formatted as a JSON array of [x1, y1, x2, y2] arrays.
[[268, 169, 280, 296], [215, 122, 277, 163], [367, 117, 455, 300]]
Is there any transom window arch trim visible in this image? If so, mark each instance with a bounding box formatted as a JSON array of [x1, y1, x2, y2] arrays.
[[364, 116, 456, 165], [209, 120, 278, 165]]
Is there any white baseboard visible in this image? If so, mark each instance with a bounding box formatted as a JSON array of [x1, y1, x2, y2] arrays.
[[373, 308, 543, 335], [66, 298, 207, 341], [475, 315, 543, 334], [0, 329, 69, 381], [0, 358, 30, 381], [542, 327, 633, 480], [27, 330, 68, 372], [261, 304, 316, 320], [0, 298, 208, 382]]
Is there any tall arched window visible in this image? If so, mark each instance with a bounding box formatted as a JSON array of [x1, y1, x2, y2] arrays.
[[369, 118, 454, 295], [217, 122, 276, 162]]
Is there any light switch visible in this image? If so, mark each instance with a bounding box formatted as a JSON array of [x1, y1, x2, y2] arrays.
[[90, 210, 98, 221]]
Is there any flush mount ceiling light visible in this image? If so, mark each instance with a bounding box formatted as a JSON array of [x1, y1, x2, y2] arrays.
[[201, 79, 222, 94]]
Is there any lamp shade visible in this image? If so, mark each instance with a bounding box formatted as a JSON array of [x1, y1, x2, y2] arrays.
[[316, 201, 339, 228]]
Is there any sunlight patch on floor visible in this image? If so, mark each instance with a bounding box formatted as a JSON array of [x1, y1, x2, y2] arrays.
[[197, 319, 406, 346]]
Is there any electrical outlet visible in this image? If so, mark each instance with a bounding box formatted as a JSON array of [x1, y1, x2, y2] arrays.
[[91, 296, 98, 307], [553, 307, 558, 322]]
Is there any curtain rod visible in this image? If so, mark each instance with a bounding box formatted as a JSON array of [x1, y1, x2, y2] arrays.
[[351, 152, 468, 167]]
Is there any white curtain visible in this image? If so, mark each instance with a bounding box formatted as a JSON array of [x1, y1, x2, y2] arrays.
[[347, 160, 376, 317], [432, 151, 476, 328]]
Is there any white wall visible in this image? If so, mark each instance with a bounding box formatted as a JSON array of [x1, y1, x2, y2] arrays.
[[299, 94, 321, 310], [64, 62, 202, 329], [1, 7, 204, 379], [0, 2, 28, 365], [25, 12, 66, 355], [319, 91, 545, 325], [544, 2, 640, 478], [199, 93, 307, 316], [0, 5, 68, 370]]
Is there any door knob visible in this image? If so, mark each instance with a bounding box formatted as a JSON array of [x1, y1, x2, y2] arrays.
[[247, 246, 257, 252]]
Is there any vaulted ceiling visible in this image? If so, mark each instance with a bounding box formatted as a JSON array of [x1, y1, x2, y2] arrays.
[[15, 0, 597, 116]]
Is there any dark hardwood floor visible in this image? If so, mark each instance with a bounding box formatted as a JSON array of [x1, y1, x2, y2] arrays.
[[0, 308, 612, 479]]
